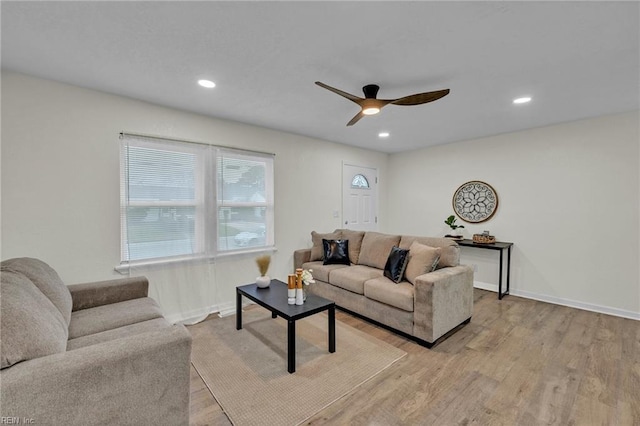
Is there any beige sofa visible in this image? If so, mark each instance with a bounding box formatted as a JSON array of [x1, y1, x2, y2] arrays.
[[294, 230, 473, 347], [0, 258, 192, 425]]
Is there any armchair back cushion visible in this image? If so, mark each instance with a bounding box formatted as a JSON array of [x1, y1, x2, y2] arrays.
[[1, 257, 72, 325], [1, 271, 68, 369]]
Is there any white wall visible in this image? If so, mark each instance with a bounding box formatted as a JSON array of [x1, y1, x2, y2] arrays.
[[3, 72, 638, 321], [1, 72, 388, 321], [387, 111, 640, 318]]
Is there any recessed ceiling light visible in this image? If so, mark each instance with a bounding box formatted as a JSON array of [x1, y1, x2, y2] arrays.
[[378, 132, 390, 138], [198, 79, 216, 89], [513, 96, 532, 104]]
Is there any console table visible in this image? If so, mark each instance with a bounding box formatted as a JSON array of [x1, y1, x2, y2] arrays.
[[457, 239, 513, 300]]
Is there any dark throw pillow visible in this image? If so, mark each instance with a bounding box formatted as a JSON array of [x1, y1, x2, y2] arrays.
[[322, 239, 350, 265], [384, 246, 410, 283]]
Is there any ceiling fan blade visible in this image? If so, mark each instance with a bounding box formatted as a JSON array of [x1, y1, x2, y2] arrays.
[[389, 89, 450, 106], [315, 81, 363, 104], [346, 111, 365, 126]]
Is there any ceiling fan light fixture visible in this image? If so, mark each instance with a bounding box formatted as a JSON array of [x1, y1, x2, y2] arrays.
[[361, 98, 381, 115], [362, 107, 380, 115]]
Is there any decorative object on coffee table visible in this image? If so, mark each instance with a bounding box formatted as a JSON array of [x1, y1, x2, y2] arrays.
[[255, 255, 271, 288], [453, 180, 498, 223], [295, 268, 304, 305], [444, 214, 465, 239], [301, 269, 315, 286], [301, 268, 315, 301], [287, 274, 296, 304]]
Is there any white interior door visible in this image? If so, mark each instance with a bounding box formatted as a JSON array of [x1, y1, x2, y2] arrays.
[[342, 164, 378, 231]]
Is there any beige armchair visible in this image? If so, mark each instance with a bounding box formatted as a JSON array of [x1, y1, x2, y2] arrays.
[[1, 258, 192, 425]]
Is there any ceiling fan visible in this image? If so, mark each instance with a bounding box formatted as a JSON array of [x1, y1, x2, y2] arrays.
[[315, 81, 450, 126]]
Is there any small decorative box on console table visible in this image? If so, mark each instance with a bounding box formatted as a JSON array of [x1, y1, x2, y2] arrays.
[[457, 239, 513, 300], [472, 233, 496, 244]]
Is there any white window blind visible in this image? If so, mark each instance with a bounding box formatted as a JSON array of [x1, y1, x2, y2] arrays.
[[120, 134, 274, 263]]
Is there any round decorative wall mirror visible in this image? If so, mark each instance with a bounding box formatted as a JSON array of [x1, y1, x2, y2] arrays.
[[452, 181, 498, 223]]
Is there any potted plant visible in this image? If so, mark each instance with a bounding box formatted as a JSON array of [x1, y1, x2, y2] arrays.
[[444, 215, 465, 238], [255, 255, 271, 288]]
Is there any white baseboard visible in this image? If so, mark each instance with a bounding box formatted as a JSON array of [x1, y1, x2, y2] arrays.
[[473, 281, 498, 293], [474, 280, 640, 321], [510, 289, 640, 321]]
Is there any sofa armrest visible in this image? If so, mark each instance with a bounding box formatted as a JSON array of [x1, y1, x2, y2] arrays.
[[68, 276, 149, 311], [0, 325, 192, 426], [294, 248, 312, 270], [413, 265, 474, 343]]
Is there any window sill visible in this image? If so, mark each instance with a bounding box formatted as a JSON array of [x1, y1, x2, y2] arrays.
[[114, 246, 277, 273]]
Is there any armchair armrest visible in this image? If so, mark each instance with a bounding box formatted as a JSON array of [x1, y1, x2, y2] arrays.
[[413, 265, 474, 343], [0, 325, 192, 426], [68, 276, 149, 311], [294, 248, 312, 270]]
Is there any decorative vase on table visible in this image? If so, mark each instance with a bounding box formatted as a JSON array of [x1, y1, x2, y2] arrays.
[[300, 268, 314, 301], [255, 255, 271, 288], [255, 275, 271, 288]]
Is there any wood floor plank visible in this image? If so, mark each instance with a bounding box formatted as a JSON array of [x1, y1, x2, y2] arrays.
[[516, 362, 581, 425], [189, 289, 640, 425], [568, 393, 614, 426], [421, 371, 499, 424]]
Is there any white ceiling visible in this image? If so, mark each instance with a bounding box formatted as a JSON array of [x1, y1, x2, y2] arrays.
[[2, 1, 638, 153]]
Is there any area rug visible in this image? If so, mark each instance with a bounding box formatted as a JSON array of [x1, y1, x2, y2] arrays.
[[189, 309, 407, 426]]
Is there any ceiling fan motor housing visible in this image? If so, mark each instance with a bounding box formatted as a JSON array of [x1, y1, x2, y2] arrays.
[[362, 84, 380, 99]]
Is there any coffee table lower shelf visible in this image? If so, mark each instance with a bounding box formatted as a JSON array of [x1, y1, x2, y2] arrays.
[[236, 279, 335, 373]]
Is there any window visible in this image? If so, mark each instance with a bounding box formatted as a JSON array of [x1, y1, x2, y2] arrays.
[[351, 174, 370, 189], [120, 134, 274, 263]]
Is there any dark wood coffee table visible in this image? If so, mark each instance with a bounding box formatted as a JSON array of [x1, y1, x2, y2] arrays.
[[236, 279, 335, 373]]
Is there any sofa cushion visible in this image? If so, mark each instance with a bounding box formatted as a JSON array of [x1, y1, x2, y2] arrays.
[[364, 277, 414, 312], [310, 231, 341, 261], [69, 297, 164, 339], [322, 239, 350, 265], [301, 261, 348, 283], [66, 317, 170, 351], [399, 236, 459, 269], [383, 247, 410, 284], [329, 265, 383, 295], [405, 242, 441, 285], [1, 257, 73, 325], [357, 232, 401, 270], [1, 271, 69, 369], [334, 229, 365, 264]]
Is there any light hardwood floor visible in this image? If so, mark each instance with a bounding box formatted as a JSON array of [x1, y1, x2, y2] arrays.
[[189, 289, 640, 425]]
